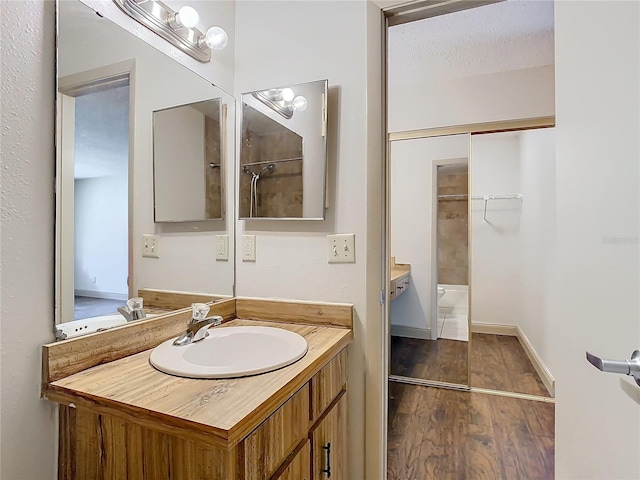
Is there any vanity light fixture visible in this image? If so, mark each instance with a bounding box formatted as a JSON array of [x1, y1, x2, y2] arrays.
[[112, 0, 228, 62], [252, 88, 308, 119]]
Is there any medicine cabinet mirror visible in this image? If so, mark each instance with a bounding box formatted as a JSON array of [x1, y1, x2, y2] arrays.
[[239, 80, 328, 220], [153, 98, 226, 222], [55, 0, 235, 339]]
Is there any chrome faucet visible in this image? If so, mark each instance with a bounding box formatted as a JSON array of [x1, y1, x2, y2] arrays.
[[117, 297, 147, 322], [173, 303, 222, 347]]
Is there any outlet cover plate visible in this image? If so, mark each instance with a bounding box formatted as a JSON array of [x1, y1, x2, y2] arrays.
[[242, 234, 256, 261], [143, 234, 159, 258], [327, 233, 355, 263], [215, 235, 229, 261]]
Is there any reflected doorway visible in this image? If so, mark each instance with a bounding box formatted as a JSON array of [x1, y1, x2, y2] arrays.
[[57, 71, 132, 322]]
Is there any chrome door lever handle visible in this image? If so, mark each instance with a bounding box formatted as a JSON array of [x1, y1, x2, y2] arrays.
[[586, 350, 640, 387]]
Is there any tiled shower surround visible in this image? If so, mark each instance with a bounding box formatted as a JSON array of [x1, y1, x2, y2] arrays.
[[437, 165, 468, 286]]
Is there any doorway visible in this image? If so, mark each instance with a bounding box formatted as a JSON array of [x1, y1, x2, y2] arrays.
[[383, 1, 556, 478], [56, 67, 134, 323]]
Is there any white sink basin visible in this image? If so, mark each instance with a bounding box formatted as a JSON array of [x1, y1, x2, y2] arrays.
[[149, 326, 309, 379]]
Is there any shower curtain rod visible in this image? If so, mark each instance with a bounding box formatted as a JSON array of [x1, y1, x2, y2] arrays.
[[243, 157, 303, 167], [437, 193, 523, 200]]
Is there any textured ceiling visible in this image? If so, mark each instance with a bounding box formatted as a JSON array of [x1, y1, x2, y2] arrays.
[[388, 0, 555, 88]]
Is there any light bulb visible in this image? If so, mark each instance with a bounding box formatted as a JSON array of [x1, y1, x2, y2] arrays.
[[175, 6, 199, 28], [292, 95, 308, 112], [281, 88, 294, 102], [204, 26, 228, 50]]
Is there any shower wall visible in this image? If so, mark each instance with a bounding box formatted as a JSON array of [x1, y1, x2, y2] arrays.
[[205, 115, 222, 219], [437, 165, 469, 286], [239, 128, 303, 218]]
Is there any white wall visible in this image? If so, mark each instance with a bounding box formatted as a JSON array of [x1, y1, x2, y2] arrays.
[[553, 1, 640, 477], [0, 1, 58, 478], [60, 0, 235, 297], [390, 135, 468, 334], [470, 130, 556, 373], [518, 129, 555, 367], [74, 176, 129, 297], [389, 66, 555, 132], [154, 106, 206, 222], [470, 133, 523, 327], [234, 2, 382, 477]]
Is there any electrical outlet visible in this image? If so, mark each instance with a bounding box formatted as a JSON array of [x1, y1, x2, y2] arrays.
[[215, 235, 229, 261], [142, 234, 159, 258], [242, 235, 256, 261], [327, 234, 355, 263]]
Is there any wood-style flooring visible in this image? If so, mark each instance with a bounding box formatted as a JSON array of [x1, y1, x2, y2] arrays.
[[390, 333, 550, 397], [387, 382, 554, 480], [74, 296, 123, 320]]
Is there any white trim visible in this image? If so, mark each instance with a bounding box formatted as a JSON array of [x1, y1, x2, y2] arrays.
[[470, 322, 518, 336], [74, 290, 128, 301], [471, 322, 555, 397], [516, 325, 556, 397], [390, 325, 432, 340]]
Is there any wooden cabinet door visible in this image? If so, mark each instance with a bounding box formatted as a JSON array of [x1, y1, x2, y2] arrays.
[[274, 440, 311, 480], [312, 393, 347, 480]]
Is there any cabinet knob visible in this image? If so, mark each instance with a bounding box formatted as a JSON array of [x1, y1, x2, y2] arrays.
[[322, 442, 332, 478]]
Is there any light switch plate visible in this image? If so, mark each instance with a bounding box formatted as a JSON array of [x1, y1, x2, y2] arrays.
[[215, 235, 228, 261], [242, 235, 256, 261], [142, 234, 159, 258], [327, 234, 355, 263]]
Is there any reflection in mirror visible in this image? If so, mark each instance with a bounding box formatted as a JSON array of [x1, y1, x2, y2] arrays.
[[153, 98, 225, 222], [56, 0, 235, 339], [469, 127, 555, 398], [389, 134, 470, 387], [239, 80, 328, 219]]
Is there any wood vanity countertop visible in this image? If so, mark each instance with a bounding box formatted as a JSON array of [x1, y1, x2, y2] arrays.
[[391, 263, 411, 282], [46, 318, 352, 447]]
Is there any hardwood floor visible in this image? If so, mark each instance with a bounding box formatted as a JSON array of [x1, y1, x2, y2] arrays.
[[74, 296, 123, 320], [387, 383, 554, 480], [390, 333, 550, 397], [471, 333, 549, 397], [390, 336, 468, 385]]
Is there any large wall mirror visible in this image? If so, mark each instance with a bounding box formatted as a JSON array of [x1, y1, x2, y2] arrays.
[[55, 0, 235, 339], [239, 80, 328, 220]]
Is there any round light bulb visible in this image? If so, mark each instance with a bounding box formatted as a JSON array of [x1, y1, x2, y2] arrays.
[[205, 26, 228, 50], [176, 6, 199, 28], [292, 95, 308, 112], [281, 88, 295, 102]]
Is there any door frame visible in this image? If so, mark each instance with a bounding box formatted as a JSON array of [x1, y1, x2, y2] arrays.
[[55, 59, 135, 324]]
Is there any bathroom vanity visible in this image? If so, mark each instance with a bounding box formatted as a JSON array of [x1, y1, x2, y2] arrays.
[[389, 258, 411, 301], [42, 298, 352, 480]]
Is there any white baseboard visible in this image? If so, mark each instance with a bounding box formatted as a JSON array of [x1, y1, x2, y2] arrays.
[[390, 325, 431, 340], [515, 326, 556, 397], [75, 290, 128, 301], [470, 323, 518, 336], [471, 322, 555, 397]]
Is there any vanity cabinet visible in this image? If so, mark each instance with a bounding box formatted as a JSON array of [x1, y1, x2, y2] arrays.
[[57, 348, 347, 480], [390, 261, 411, 301], [45, 298, 353, 480]]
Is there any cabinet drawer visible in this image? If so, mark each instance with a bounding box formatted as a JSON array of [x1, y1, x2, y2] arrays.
[[244, 383, 310, 480], [274, 440, 311, 480], [310, 349, 347, 422]]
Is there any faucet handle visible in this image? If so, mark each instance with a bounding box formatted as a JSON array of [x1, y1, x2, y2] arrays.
[[191, 303, 210, 321], [127, 297, 144, 311]]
